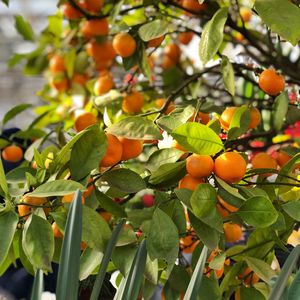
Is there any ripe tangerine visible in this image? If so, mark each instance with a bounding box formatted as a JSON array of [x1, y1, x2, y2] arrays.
[[186, 154, 214, 179]]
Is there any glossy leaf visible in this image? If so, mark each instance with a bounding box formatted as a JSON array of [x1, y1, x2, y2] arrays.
[[183, 246, 208, 300], [30, 269, 44, 300], [107, 116, 163, 140], [22, 211, 54, 271], [237, 196, 278, 228], [245, 257, 276, 283], [28, 180, 85, 197], [0, 210, 18, 266], [138, 19, 169, 41], [90, 219, 126, 300], [101, 169, 146, 194], [273, 91, 289, 131], [70, 126, 107, 181], [199, 8, 228, 64], [171, 122, 223, 155], [14, 15, 35, 41], [56, 191, 82, 300], [221, 55, 235, 96], [282, 201, 300, 221], [255, 0, 300, 46], [2, 103, 32, 125]]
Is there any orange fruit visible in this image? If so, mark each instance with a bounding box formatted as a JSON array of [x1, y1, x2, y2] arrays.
[[214, 152, 247, 183], [2, 145, 23, 163], [180, 234, 199, 253], [224, 222, 243, 243], [258, 69, 285, 96], [95, 59, 113, 71], [118, 137, 143, 161], [83, 0, 104, 12], [178, 31, 194, 45], [240, 7, 252, 23], [122, 91, 144, 113], [182, 0, 207, 13], [113, 33, 137, 58], [81, 19, 109, 38], [100, 134, 123, 167], [52, 222, 64, 239], [61, 2, 83, 20], [239, 267, 259, 286], [161, 54, 177, 69], [148, 36, 165, 48], [219, 107, 238, 131], [178, 174, 204, 191], [74, 112, 98, 132], [86, 40, 116, 62], [186, 154, 214, 179], [249, 107, 261, 129], [155, 98, 175, 114], [49, 54, 65, 73], [62, 193, 85, 204], [49, 77, 69, 93], [189, 112, 210, 124], [276, 150, 291, 167], [94, 73, 114, 95], [18, 195, 48, 219], [72, 73, 89, 86], [164, 43, 181, 63], [251, 152, 277, 177]]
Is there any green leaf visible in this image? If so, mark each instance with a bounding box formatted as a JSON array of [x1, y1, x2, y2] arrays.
[[6, 167, 36, 183], [198, 276, 222, 300], [56, 190, 82, 300], [30, 269, 44, 300], [199, 8, 228, 64], [0, 158, 8, 197], [28, 180, 85, 197], [94, 89, 122, 107], [90, 219, 126, 300], [239, 286, 265, 300], [227, 105, 250, 140], [0, 211, 18, 266], [107, 116, 162, 140], [245, 257, 276, 283], [14, 15, 35, 41], [0, 138, 10, 150], [288, 267, 300, 300], [171, 122, 223, 155], [22, 212, 54, 271], [70, 126, 107, 181], [273, 91, 289, 131], [237, 196, 278, 228], [183, 246, 208, 300], [148, 161, 186, 186], [282, 201, 300, 221], [190, 183, 217, 219], [138, 19, 169, 41], [95, 190, 126, 218], [2, 104, 32, 125], [221, 55, 235, 96], [119, 239, 148, 300], [112, 245, 136, 276], [147, 209, 179, 274], [146, 148, 183, 172], [101, 169, 146, 194], [156, 106, 195, 132], [189, 212, 221, 250], [255, 0, 300, 46], [79, 248, 103, 281]]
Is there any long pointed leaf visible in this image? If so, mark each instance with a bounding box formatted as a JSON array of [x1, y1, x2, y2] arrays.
[[269, 245, 300, 300], [56, 190, 82, 300], [90, 219, 126, 300], [183, 246, 208, 300], [30, 269, 44, 300], [288, 266, 300, 300], [117, 239, 148, 300]]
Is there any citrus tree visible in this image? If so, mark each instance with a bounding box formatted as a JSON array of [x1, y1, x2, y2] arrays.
[[1, 0, 300, 299]]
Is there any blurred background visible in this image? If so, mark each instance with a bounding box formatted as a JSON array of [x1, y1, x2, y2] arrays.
[[0, 0, 56, 126]]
